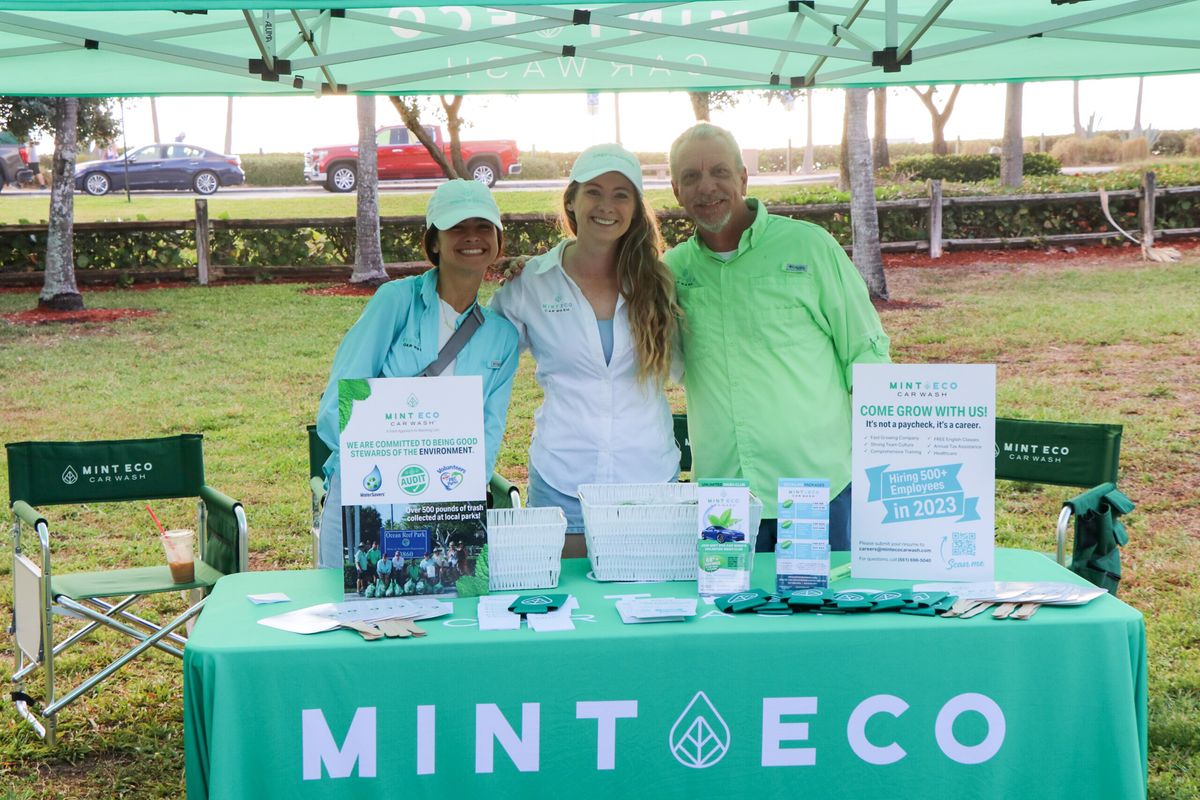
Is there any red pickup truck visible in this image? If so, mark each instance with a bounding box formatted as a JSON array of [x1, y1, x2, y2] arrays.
[[305, 125, 521, 192]]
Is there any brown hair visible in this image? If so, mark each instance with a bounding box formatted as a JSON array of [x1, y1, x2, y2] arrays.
[[422, 222, 505, 267], [561, 182, 680, 384]]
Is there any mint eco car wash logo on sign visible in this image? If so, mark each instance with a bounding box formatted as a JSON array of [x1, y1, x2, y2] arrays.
[[398, 465, 429, 495], [61, 462, 152, 485]]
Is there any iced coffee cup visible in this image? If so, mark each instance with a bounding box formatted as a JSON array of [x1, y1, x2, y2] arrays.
[[161, 529, 196, 584]]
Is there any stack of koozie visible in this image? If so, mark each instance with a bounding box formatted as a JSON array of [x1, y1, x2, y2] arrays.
[[714, 588, 958, 616]]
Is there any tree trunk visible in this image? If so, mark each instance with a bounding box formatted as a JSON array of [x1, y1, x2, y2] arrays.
[[1132, 77, 1144, 134], [389, 96, 458, 179], [846, 88, 888, 301], [1000, 83, 1024, 188], [441, 95, 468, 177], [802, 88, 814, 173], [224, 96, 234, 154], [150, 97, 161, 143], [872, 88, 889, 170], [1073, 81, 1084, 138], [41, 98, 83, 310], [839, 96, 850, 191], [352, 95, 387, 286], [912, 85, 961, 156], [688, 92, 711, 121]]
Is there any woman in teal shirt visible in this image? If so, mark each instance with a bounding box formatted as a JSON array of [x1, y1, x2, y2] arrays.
[[316, 180, 520, 568]]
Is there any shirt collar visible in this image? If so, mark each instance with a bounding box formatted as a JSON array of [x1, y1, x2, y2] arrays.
[[421, 266, 480, 322], [692, 198, 765, 259], [531, 240, 571, 275]]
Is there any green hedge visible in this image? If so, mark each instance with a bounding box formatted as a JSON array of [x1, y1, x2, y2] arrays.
[[240, 153, 305, 187], [4, 163, 1199, 272], [891, 153, 1062, 182]]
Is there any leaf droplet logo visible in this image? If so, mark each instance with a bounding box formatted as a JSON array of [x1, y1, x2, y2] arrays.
[[669, 691, 730, 769], [407, 393, 419, 408], [61, 465, 78, 485]]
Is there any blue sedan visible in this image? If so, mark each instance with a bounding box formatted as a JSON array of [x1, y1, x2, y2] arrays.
[[75, 143, 245, 196]]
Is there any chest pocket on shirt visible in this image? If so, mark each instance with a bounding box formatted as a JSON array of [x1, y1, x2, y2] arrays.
[[675, 283, 719, 357], [748, 274, 825, 350]]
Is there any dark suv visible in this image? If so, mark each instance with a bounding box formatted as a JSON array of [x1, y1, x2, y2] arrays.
[[0, 138, 33, 191]]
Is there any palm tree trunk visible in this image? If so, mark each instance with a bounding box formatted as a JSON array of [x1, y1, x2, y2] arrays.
[[846, 88, 888, 300], [1001, 83, 1024, 188], [872, 88, 889, 169], [41, 98, 83, 311], [224, 97, 234, 154], [1132, 77, 1144, 134], [351, 95, 387, 286], [1073, 81, 1084, 138], [802, 88, 815, 173]]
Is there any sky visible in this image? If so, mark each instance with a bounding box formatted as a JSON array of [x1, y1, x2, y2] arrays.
[[103, 74, 1200, 156]]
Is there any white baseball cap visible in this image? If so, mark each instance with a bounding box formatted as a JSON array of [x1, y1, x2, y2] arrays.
[[425, 179, 503, 230], [569, 143, 644, 194]]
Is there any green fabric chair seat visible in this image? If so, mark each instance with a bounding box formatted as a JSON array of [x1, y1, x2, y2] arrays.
[[52, 560, 225, 601]]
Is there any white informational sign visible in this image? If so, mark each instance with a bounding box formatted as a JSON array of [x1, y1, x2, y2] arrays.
[[775, 478, 830, 593], [851, 364, 996, 581], [337, 376, 489, 600]]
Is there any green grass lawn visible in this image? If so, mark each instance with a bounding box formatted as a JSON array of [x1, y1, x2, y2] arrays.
[[0, 185, 816, 225], [0, 256, 1198, 798]]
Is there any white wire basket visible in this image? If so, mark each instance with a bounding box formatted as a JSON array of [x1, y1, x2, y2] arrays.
[[579, 483, 762, 582], [486, 506, 567, 591]]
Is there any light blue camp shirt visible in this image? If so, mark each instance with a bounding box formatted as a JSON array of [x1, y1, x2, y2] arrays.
[[316, 268, 520, 482]]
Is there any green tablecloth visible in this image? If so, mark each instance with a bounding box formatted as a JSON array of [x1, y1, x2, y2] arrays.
[[184, 549, 1147, 799]]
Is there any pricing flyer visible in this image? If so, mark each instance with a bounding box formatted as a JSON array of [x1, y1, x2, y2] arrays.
[[851, 364, 996, 581], [776, 478, 830, 593], [337, 376, 488, 600]]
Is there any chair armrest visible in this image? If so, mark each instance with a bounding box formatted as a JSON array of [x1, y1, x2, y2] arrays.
[[200, 485, 242, 517], [488, 473, 521, 510], [12, 500, 46, 529]]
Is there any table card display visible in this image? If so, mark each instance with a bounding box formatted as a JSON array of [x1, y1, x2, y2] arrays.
[[696, 479, 752, 596], [851, 364, 996, 581], [337, 376, 488, 600], [775, 478, 831, 594]]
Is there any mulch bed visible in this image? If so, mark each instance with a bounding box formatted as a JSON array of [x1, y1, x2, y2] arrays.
[[2, 307, 159, 325]]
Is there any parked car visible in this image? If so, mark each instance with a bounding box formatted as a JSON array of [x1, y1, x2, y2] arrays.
[[0, 136, 33, 191], [305, 125, 521, 192], [74, 143, 245, 196]]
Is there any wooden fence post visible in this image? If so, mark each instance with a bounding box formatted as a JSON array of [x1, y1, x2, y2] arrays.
[[928, 179, 943, 259], [1140, 171, 1156, 251], [194, 199, 210, 286]]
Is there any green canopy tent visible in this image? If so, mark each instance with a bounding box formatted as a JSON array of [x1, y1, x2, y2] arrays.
[[0, 0, 1197, 96]]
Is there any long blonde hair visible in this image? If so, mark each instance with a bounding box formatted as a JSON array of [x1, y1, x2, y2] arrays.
[[561, 182, 680, 384]]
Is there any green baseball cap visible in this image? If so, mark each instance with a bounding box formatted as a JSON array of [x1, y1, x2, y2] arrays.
[[425, 179, 503, 230], [569, 143, 644, 194]]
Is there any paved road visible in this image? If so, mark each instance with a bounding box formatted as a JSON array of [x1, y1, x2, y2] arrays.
[[3, 171, 840, 200]]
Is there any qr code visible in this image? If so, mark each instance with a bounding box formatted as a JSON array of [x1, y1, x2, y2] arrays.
[[953, 532, 976, 556]]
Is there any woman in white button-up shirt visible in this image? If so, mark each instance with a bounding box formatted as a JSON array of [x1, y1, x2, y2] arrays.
[[490, 144, 682, 555]]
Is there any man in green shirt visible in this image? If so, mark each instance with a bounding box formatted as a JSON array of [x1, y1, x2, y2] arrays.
[[665, 123, 891, 552]]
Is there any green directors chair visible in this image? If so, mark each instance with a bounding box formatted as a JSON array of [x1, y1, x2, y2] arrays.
[[7, 434, 247, 744]]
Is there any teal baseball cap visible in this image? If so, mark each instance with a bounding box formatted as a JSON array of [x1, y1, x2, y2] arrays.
[[425, 179, 503, 230], [569, 143, 644, 194]]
